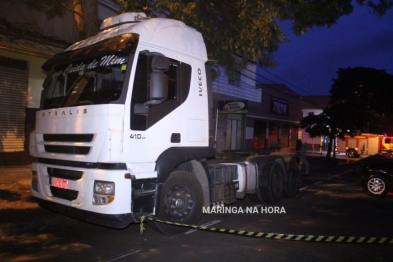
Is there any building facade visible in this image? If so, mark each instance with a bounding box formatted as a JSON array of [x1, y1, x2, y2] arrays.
[[250, 84, 302, 153], [211, 63, 260, 152], [212, 64, 304, 154]]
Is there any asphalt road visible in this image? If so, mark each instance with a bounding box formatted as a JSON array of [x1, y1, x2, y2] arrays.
[[1, 157, 393, 262]]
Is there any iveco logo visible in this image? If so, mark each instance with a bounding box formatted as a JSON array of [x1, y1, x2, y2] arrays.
[[198, 68, 203, 96], [42, 108, 87, 117]]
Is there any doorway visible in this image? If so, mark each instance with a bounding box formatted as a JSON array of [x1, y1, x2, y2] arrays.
[[225, 114, 243, 150]]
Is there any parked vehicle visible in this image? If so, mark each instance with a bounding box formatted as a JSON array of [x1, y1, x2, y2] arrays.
[[29, 12, 300, 234], [337, 133, 393, 158], [356, 153, 393, 197]]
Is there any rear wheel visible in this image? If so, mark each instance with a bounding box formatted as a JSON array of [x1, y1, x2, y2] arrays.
[[285, 161, 300, 197], [365, 175, 388, 197], [347, 149, 357, 158], [260, 159, 285, 203], [149, 171, 203, 234]]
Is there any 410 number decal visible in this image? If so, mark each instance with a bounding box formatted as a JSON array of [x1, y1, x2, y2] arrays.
[[130, 134, 145, 139]]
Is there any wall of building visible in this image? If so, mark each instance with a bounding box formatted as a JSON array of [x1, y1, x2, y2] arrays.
[[0, 0, 78, 44], [0, 50, 48, 108], [212, 65, 261, 103], [254, 84, 303, 122], [98, 0, 120, 22], [0, 49, 48, 165]]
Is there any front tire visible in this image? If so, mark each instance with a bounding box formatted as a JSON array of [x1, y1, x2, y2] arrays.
[[365, 175, 388, 197], [149, 171, 203, 234]]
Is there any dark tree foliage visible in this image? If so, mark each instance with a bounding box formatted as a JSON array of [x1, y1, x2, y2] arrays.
[[300, 109, 338, 160], [302, 67, 393, 159], [357, 0, 393, 15], [329, 67, 393, 134]]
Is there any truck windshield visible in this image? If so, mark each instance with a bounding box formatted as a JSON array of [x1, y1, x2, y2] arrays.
[[41, 54, 129, 109]]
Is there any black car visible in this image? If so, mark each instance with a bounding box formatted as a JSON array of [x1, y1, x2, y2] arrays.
[[356, 152, 393, 197]]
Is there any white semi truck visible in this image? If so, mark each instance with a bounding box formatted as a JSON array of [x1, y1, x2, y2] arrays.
[[30, 12, 300, 234]]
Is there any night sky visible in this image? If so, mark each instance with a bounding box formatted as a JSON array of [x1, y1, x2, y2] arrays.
[[257, 5, 393, 96]]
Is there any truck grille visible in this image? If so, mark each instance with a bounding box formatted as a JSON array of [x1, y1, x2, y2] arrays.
[[43, 134, 94, 142], [45, 145, 90, 154], [42, 133, 93, 155]]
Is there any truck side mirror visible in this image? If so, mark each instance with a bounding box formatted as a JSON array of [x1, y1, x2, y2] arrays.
[[144, 56, 170, 106]]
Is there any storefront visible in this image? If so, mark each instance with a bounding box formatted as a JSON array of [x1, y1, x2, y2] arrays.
[[214, 101, 248, 151], [213, 84, 303, 154], [247, 85, 302, 153]]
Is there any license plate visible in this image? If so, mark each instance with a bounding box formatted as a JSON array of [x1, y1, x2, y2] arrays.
[[53, 177, 69, 189]]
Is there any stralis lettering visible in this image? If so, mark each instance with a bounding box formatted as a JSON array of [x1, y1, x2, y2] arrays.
[[42, 108, 87, 118]]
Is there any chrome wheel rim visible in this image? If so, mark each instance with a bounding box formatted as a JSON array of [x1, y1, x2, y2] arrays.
[[367, 178, 385, 194]]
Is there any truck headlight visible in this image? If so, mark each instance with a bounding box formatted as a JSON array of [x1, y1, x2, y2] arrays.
[[93, 181, 115, 205]]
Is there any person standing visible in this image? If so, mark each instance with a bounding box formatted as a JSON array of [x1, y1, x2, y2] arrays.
[[299, 142, 310, 175]]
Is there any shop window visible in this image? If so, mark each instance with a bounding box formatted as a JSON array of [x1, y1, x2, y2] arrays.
[[280, 124, 290, 147], [268, 121, 279, 148], [228, 71, 241, 87], [253, 120, 266, 149]]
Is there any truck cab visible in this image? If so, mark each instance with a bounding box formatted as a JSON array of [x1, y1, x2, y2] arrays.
[[30, 13, 214, 229]]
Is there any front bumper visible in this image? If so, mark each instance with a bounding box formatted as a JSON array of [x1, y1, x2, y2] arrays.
[[31, 160, 135, 228], [37, 198, 135, 228]]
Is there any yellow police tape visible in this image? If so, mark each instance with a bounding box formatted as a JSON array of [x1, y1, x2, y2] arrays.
[[141, 216, 393, 244]]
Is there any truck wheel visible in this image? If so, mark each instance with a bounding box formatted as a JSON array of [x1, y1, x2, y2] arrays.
[[260, 159, 285, 203], [365, 175, 388, 197], [149, 171, 203, 234], [248, 157, 273, 203], [347, 149, 357, 158], [284, 161, 300, 198]]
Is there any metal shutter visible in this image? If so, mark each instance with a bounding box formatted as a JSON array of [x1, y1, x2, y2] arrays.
[[0, 56, 28, 152]]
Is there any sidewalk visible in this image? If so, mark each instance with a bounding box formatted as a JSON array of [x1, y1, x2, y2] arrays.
[[0, 166, 40, 234], [0, 165, 31, 187]]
